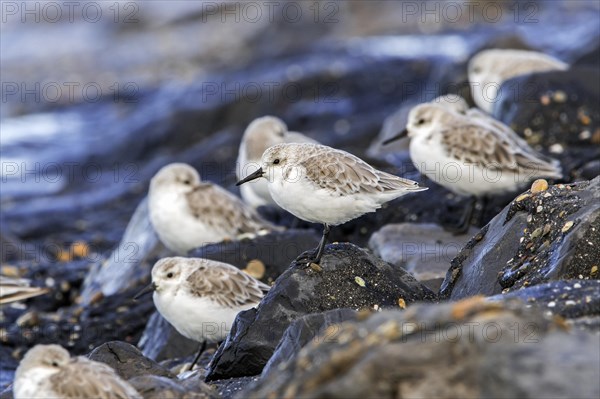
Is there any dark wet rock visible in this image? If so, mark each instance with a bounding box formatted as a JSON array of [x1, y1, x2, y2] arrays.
[[128, 375, 216, 399], [1, 285, 154, 368], [369, 223, 477, 291], [489, 280, 600, 329], [138, 312, 199, 363], [440, 178, 600, 300], [189, 229, 321, 284], [243, 298, 600, 399], [80, 198, 169, 306], [212, 376, 260, 399], [496, 67, 600, 180], [88, 341, 174, 380], [262, 308, 359, 377], [573, 42, 600, 67], [205, 243, 435, 381]]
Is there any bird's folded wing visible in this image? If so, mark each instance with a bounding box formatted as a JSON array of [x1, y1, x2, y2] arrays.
[[186, 261, 269, 309], [301, 149, 422, 196], [185, 183, 280, 234]]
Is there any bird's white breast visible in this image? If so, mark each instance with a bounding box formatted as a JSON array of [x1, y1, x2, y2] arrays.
[[14, 368, 59, 399], [148, 189, 224, 254], [267, 167, 405, 226], [153, 289, 252, 343], [409, 133, 523, 196]]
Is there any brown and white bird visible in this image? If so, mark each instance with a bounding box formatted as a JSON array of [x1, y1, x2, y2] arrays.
[[237, 143, 427, 264], [468, 49, 568, 113], [135, 257, 270, 370], [148, 163, 280, 254], [14, 344, 141, 399], [384, 100, 562, 231], [237, 116, 319, 208]]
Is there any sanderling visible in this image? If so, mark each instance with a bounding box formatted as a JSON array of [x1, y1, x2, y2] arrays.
[[0, 276, 49, 305], [236, 143, 427, 264], [468, 49, 568, 113], [384, 102, 562, 231], [148, 163, 279, 254], [135, 256, 270, 370], [428, 94, 510, 133], [237, 116, 319, 208], [14, 344, 141, 399]]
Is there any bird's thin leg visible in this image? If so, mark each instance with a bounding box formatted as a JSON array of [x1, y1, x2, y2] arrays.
[[475, 196, 489, 227], [188, 341, 207, 371], [312, 224, 331, 264], [446, 196, 476, 235]]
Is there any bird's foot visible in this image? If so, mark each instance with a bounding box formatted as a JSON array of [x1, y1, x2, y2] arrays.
[[296, 252, 323, 270]]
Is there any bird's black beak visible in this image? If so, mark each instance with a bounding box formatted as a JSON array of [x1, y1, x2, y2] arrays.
[[382, 128, 409, 145], [133, 282, 156, 300], [236, 168, 264, 186]]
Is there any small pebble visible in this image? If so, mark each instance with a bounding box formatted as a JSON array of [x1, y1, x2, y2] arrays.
[[355, 276, 366, 287], [579, 130, 591, 140], [309, 263, 323, 272], [561, 221, 574, 233], [71, 241, 90, 258], [549, 143, 564, 154], [552, 90, 567, 103], [244, 259, 266, 279], [516, 193, 530, 202], [531, 179, 548, 193], [547, 301, 556, 308], [398, 298, 406, 309]]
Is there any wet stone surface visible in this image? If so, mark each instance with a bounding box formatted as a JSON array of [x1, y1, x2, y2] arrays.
[[440, 177, 600, 299], [241, 298, 600, 399], [496, 67, 600, 181], [205, 243, 435, 381]]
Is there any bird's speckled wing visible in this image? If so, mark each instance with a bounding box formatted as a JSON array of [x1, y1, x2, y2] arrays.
[[51, 357, 142, 399], [185, 260, 270, 308], [299, 147, 424, 196], [0, 276, 49, 305], [185, 183, 280, 234], [440, 122, 562, 177]]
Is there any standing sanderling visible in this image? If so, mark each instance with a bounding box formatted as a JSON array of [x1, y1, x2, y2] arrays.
[[135, 257, 270, 370], [383, 102, 562, 231], [237, 116, 318, 208], [236, 143, 427, 264], [148, 163, 280, 254], [468, 49, 568, 113], [14, 344, 141, 399]]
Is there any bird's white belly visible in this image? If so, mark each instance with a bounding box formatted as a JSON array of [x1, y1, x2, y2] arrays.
[[149, 193, 227, 254], [14, 368, 58, 399], [410, 139, 521, 196], [153, 292, 250, 343], [239, 177, 277, 208], [268, 176, 398, 226]]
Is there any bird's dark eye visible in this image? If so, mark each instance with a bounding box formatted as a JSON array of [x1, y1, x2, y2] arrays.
[[472, 66, 481, 74], [51, 361, 59, 367], [182, 179, 190, 185], [273, 159, 280, 165], [417, 119, 425, 125], [167, 272, 174, 278]]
